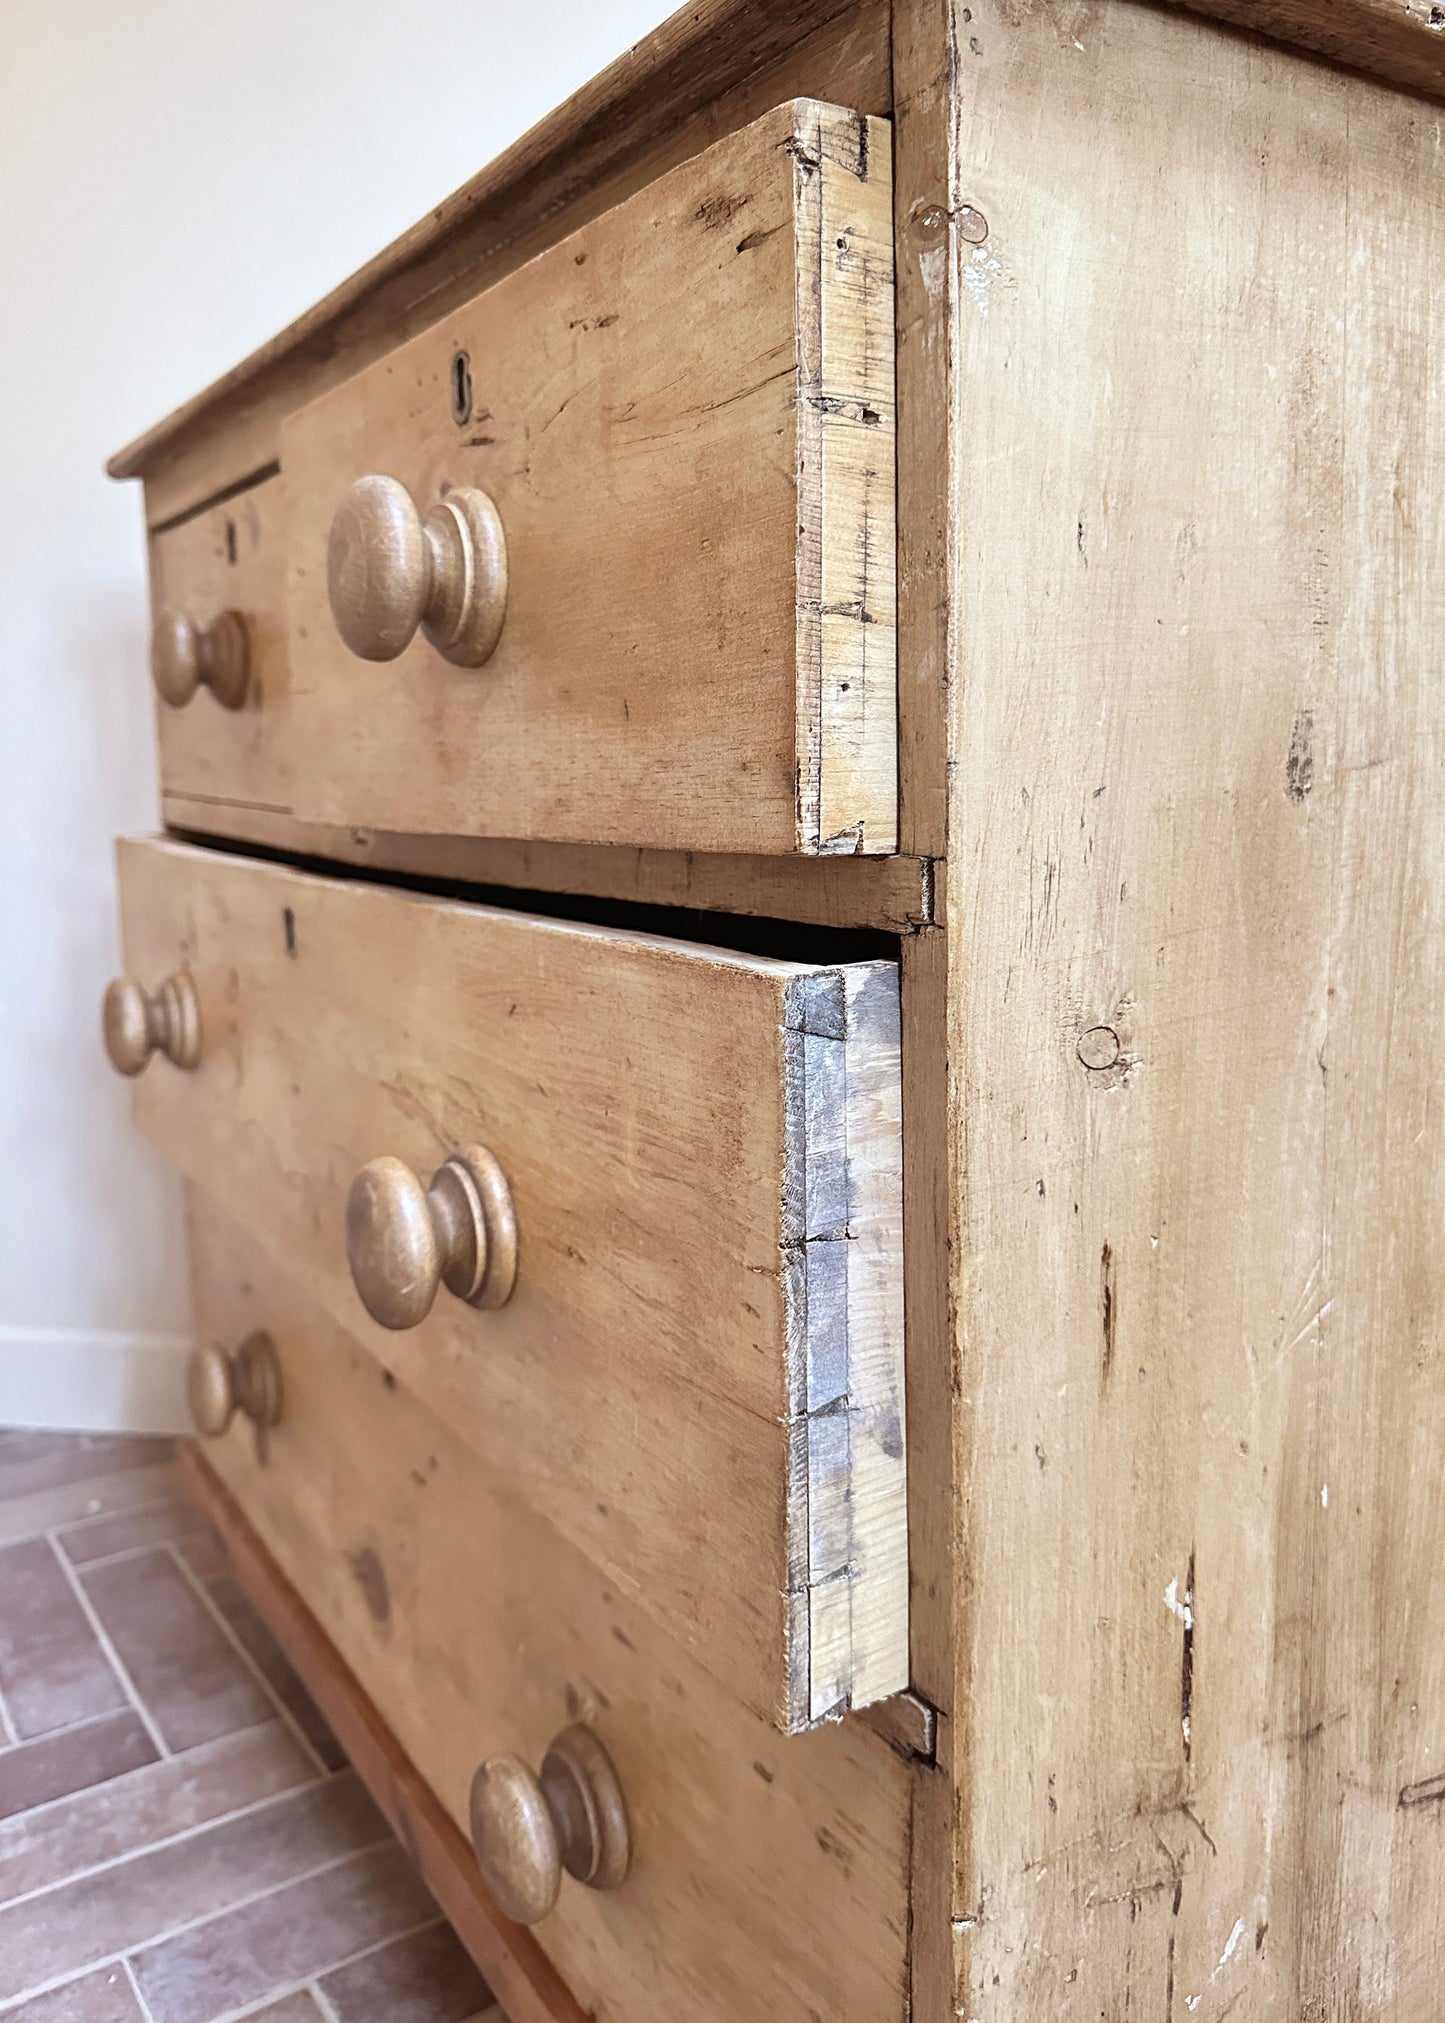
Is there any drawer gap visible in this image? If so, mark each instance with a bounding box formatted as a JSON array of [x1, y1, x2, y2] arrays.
[[162, 823, 902, 966], [148, 458, 281, 536]]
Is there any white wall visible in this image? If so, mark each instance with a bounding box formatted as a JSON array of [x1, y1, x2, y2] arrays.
[[0, 0, 665, 1431]]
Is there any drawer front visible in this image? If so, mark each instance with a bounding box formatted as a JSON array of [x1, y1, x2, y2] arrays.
[[187, 1196, 911, 2023], [282, 98, 895, 857], [115, 837, 907, 1731], [149, 477, 290, 811]]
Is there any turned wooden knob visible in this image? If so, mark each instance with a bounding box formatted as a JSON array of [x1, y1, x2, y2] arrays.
[[189, 1331, 283, 1438], [102, 972, 202, 1076], [327, 475, 507, 668], [469, 1725, 630, 1925], [152, 609, 249, 709], [345, 1144, 517, 1331]]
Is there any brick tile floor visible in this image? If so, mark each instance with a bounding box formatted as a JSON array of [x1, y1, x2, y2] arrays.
[[0, 1430, 502, 2023]]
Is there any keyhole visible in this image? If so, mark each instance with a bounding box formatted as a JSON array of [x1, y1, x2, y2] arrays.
[[451, 351, 472, 426]]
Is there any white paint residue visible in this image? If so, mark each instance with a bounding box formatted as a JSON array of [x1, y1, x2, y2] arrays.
[[919, 243, 946, 300], [1321, 1484, 1330, 1509], [1218, 1918, 1247, 1972], [963, 245, 1004, 316], [1164, 1577, 1194, 1630], [1185, 1999, 1201, 2014]]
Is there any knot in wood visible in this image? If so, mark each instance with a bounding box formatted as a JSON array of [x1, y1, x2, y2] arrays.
[[1077, 1025, 1121, 1072]]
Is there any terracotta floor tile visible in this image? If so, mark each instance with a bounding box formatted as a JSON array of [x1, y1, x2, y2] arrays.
[[204, 1574, 348, 1771], [57, 1500, 213, 1569], [172, 1524, 231, 1582], [0, 1539, 127, 1738], [0, 1963, 145, 2021], [0, 1433, 509, 2023], [0, 1710, 156, 1823], [131, 1842, 436, 2023], [0, 1436, 173, 1506], [0, 1769, 386, 2005], [80, 1549, 274, 1752], [0, 1718, 315, 1905], [0, 1464, 179, 1552], [319, 1920, 494, 2023]]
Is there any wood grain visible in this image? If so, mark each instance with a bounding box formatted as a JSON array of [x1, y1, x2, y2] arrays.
[[941, 4, 1445, 2016], [791, 99, 898, 853], [891, 0, 956, 861], [159, 796, 938, 930], [890, 6, 962, 2010], [182, 1198, 911, 2023], [112, 2, 891, 524], [283, 100, 895, 858], [148, 476, 290, 812], [1164, 0, 1445, 105], [117, 836, 907, 1731]]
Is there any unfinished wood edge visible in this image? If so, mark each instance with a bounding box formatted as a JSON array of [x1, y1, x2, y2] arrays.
[[793, 100, 899, 859], [176, 1444, 588, 2023], [781, 960, 908, 1730], [839, 961, 908, 1704]]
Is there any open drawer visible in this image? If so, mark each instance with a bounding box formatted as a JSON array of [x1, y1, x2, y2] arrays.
[[110, 836, 907, 1730]]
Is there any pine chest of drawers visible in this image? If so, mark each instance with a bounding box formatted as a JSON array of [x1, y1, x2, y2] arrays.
[[105, 4, 1445, 2018]]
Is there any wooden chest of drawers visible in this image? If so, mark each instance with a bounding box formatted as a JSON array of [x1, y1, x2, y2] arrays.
[[104, 4, 1445, 2018]]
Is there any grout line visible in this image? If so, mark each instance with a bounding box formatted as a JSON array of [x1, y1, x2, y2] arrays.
[[0, 1838, 395, 2009], [163, 1545, 332, 1779], [45, 1535, 171, 1762], [0, 1680, 18, 1750], [49, 1488, 188, 1549], [122, 1954, 159, 2023], [56, 1530, 207, 1577], [0, 1477, 182, 1554]]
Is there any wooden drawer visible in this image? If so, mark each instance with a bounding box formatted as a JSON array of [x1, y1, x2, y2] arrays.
[[185, 1196, 910, 2023], [149, 477, 290, 811], [113, 836, 907, 1731], [282, 98, 895, 857]]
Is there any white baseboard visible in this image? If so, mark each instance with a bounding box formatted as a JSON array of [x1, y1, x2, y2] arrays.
[[0, 1326, 192, 1434]]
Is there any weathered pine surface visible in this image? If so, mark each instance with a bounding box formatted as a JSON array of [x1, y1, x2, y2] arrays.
[[942, 3, 1445, 2017], [283, 99, 895, 858], [185, 1195, 911, 2023]]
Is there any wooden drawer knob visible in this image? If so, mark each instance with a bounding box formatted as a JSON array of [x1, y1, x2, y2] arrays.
[[469, 1725, 630, 1925], [345, 1144, 517, 1331], [102, 972, 202, 1076], [189, 1331, 283, 1438], [327, 475, 507, 669], [152, 609, 249, 710]]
